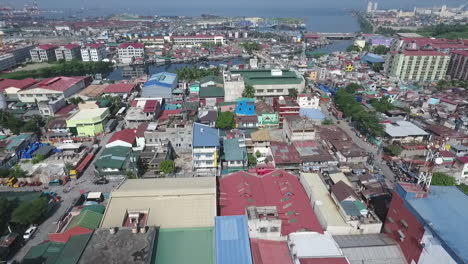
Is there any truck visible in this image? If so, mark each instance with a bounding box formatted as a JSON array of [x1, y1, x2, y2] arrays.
[[6, 177, 17, 187]]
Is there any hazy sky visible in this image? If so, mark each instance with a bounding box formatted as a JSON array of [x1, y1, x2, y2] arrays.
[[8, 0, 468, 9]]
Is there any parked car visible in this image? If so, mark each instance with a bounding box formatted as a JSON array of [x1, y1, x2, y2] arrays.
[[48, 179, 62, 186], [23, 226, 38, 240], [93, 178, 109, 185]]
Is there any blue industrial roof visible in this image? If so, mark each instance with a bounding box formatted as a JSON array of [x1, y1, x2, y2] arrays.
[[405, 186, 468, 263], [215, 215, 252, 264], [299, 108, 325, 121], [144, 72, 177, 88], [362, 53, 385, 64], [193, 123, 220, 148]]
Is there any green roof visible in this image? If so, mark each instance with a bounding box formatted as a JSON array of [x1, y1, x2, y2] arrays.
[[217, 101, 236, 106], [15, 102, 26, 107], [54, 233, 92, 264], [23, 241, 65, 264], [81, 204, 106, 214], [98, 99, 111, 107], [199, 85, 224, 98], [10, 108, 26, 115], [153, 227, 214, 264], [231, 69, 304, 85], [199, 75, 223, 85], [94, 146, 131, 169], [6, 133, 31, 151], [66, 210, 103, 231], [223, 138, 247, 161]]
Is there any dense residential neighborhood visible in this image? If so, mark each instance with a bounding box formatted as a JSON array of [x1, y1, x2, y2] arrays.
[[0, 1, 467, 264]]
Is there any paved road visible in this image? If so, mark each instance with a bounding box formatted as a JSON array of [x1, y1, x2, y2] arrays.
[[321, 104, 396, 182], [10, 131, 118, 262]]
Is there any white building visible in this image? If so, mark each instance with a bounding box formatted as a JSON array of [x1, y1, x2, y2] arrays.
[[246, 206, 283, 241], [192, 123, 220, 176], [30, 45, 58, 62], [55, 44, 81, 61], [283, 116, 316, 143], [117, 43, 145, 64], [297, 94, 320, 109], [223, 72, 244, 102], [81, 43, 107, 62], [287, 232, 347, 264], [172, 35, 225, 46], [18, 76, 87, 103]]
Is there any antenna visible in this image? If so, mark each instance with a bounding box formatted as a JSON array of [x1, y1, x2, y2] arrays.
[[416, 147, 441, 190]]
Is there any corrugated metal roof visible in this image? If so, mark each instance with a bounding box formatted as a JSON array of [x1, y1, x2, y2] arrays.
[[193, 123, 220, 147], [333, 234, 397, 248], [384, 121, 428, 138], [223, 139, 247, 161], [54, 233, 93, 264], [250, 239, 293, 264], [215, 215, 252, 264], [66, 210, 103, 231]]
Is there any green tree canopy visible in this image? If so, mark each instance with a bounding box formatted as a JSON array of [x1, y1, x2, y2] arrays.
[[0, 196, 17, 235], [370, 96, 394, 113], [176, 67, 220, 82], [215, 112, 235, 129], [248, 153, 257, 167], [373, 45, 390, 55], [69, 97, 84, 105], [240, 42, 262, 54], [345, 83, 362, 94], [10, 165, 26, 178], [255, 150, 262, 158], [431, 172, 456, 186], [384, 144, 402, 156], [288, 88, 299, 98], [322, 118, 334, 125], [160, 160, 175, 175], [346, 45, 361, 52], [242, 84, 255, 98], [372, 62, 384, 72], [11, 197, 49, 225]]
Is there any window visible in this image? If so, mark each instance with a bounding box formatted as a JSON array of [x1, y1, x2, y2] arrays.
[[387, 217, 394, 223], [401, 219, 408, 229]]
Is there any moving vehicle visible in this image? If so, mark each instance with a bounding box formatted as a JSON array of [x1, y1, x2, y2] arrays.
[[48, 179, 62, 186], [23, 226, 38, 240]]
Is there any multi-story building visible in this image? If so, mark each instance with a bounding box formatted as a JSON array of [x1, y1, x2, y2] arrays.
[[230, 69, 305, 99], [282, 116, 316, 143], [273, 96, 300, 127], [192, 122, 220, 176], [384, 49, 450, 82], [0, 54, 16, 71], [144, 121, 193, 154], [66, 108, 110, 136], [223, 72, 244, 102], [18, 76, 89, 103], [297, 93, 320, 109], [55, 44, 81, 61], [172, 35, 225, 46], [256, 100, 279, 128], [81, 43, 107, 62], [390, 37, 468, 54], [384, 183, 468, 264], [29, 45, 58, 62], [447, 50, 468, 81], [8, 45, 35, 64], [117, 43, 145, 64], [139, 36, 165, 45]]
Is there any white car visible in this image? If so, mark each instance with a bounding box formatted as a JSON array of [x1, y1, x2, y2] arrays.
[[23, 226, 38, 240]]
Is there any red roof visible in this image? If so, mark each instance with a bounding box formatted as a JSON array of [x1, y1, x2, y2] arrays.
[[62, 44, 80, 49], [118, 43, 144, 49], [438, 151, 455, 158], [84, 43, 105, 49], [452, 50, 468, 56], [270, 141, 302, 164], [172, 34, 223, 39], [0, 78, 37, 92], [48, 226, 92, 243], [55, 104, 77, 117], [35, 76, 85, 92], [457, 156, 468, 164], [108, 129, 136, 145], [36, 44, 58, 50], [403, 49, 448, 56], [135, 123, 148, 137], [130, 99, 138, 107], [250, 239, 293, 264], [219, 169, 323, 235], [143, 100, 159, 113], [103, 83, 136, 94], [299, 258, 349, 264]]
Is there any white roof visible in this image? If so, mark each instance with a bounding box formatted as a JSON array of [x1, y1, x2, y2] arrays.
[[384, 121, 428, 138], [300, 173, 348, 228], [289, 232, 343, 258], [68, 108, 109, 121], [100, 178, 216, 229], [87, 192, 103, 200], [56, 142, 82, 150], [329, 172, 353, 187]]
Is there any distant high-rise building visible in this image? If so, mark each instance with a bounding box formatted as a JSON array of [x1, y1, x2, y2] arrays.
[[367, 1, 374, 13]]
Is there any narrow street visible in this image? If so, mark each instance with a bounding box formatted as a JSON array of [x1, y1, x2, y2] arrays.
[[11, 131, 118, 262]]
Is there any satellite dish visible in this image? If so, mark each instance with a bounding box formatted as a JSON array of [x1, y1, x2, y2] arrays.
[[434, 158, 443, 165]]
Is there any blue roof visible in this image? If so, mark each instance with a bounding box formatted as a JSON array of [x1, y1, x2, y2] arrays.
[[405, 186, 468, 263], [215, 215, 252, 264], [362, 53, 385, 64], [144, 72, 177, 88], [193, 123, 220, 148], [299, 108, 325, 121]]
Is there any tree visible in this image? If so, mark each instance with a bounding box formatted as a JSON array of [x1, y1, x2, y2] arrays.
[[247, 153, 257, 167], [160, 160, 175, 175], [0, 196, 17, 235], [288, 88, 299, 98], [370, 96, 394, 113], [69, 97, 84, 105], [242, 84, 255, 98], [346, 45, 361, 52], [431, 172, 456, 186], [372, 62, 384, 72], [32, 154, 45, 164], [255, 150, 262, 158], [126, 170, 137, 179], [345, 83, 362, 94], [0, 168, 9, 178], [457, 184, 468, 195], [11, 197, 49, 225], [322, 118, 334, 125], [216, 111, 235, 129], [10, 165, 26, 178], [240, 42, 262, 54], [373, 45, 390, 55], [384, 144, 402, 156]]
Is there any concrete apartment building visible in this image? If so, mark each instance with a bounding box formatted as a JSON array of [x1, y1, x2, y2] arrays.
[[223, 72, 244, 102], [230, 69, 305, 99], [117, 43, 145, 64], [55, 44, 81, 61], [8, 45, 35, 64], [172, 35, 225, 46], [447, 50, 468, 81], [282, 115, 316, 143], [144, 121, 193, 154], [0, 54, 16, 71], [30, 44, 58, 62], [81, 43, 107, 62], [192, 123, 220, 176], [384, 49, 450, 82]]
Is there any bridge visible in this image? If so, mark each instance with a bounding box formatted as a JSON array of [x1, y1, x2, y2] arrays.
[[305, 32, 356, 40]]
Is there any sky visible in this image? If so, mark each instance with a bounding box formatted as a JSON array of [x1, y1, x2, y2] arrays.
[[6, 0, 468, 10]]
